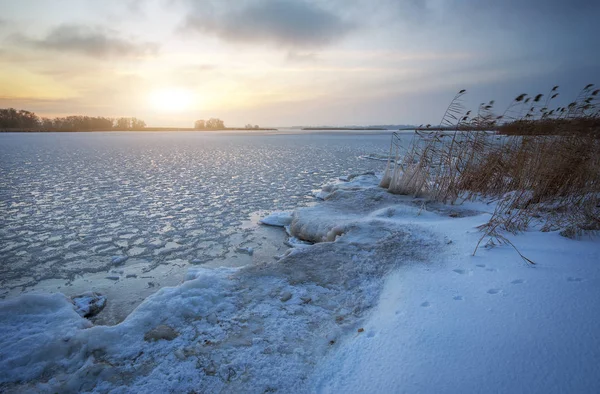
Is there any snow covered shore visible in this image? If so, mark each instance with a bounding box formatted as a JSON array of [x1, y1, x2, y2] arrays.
[[311, 180, 600, 393], [1, 174, 599, 393]]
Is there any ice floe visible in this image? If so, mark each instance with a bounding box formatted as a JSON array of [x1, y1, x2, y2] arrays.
[[258, 211, 293, 227]]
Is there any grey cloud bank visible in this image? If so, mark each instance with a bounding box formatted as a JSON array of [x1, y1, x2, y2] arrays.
[[183, 0, 354, 48], [15, 24, 159, 59]]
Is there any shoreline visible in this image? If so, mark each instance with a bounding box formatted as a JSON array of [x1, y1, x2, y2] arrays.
[[1, 172, 599, 393], [1, 212, 290, 326], [1, 172, 418, 392]]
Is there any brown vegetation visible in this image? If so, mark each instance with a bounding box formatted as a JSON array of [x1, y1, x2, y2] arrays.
[[0, 108, 146, 132], [381, 85, 600, 262]]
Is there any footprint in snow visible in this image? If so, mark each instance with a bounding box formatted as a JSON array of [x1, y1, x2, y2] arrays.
[[511, 279, 525, 285], [486, 268, 497, 272], [487, 289, 501, 295], [476, 264, 486, 268], [420, 301, 431, 307], [453, 295, 464, 301], [453, 269, 466, 275], [567, 277, 583, 282]]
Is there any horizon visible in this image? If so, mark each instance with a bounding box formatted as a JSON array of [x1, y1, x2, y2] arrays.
[[1, 0, 599, 127]]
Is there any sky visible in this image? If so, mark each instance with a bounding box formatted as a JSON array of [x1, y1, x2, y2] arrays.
[[0, 0, 599, 127]]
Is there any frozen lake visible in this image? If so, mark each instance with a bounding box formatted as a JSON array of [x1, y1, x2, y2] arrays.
[[0, 131, 396, 322]]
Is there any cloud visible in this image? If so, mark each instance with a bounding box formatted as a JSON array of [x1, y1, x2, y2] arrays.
[[183, 0, 354, 48], [286, 51, 319, 63], [16, 24, 159, 59], [387, 0, 600, 30], [459, 0, 599, 14], [0, 18, 10, 33]]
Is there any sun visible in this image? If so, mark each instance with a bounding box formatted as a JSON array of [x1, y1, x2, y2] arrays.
[[149, 88, 194, 112]]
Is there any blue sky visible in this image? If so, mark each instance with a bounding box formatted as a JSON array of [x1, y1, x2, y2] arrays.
[[0, 0, 599, 127]]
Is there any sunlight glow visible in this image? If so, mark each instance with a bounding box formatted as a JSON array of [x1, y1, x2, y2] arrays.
[[149, 88, 195, 112]]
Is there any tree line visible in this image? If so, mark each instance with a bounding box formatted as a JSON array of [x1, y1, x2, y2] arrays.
[[0, 108, 146, 131], [194, 119, 261, 130], [194, 118, 225, 130]]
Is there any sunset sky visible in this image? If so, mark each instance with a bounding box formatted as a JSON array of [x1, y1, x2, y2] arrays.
[[0, 0, 599, 127]]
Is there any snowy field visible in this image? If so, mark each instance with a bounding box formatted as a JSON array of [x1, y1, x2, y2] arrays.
[[0, 131, 395, 322], [2, 132, 599, 393]]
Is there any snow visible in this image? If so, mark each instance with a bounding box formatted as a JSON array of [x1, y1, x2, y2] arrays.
[[307, 181, 600, 393], [72, 292, 107, 318], [312, 172, 380, 201], [0, 293, 92, 383], [359, 153, 395, 162], [259, 211, 293, 227], [1, 169, 599, 393], [284, 236, 312, 248]]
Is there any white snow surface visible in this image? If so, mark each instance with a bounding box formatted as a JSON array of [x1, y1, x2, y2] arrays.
[[309, 187, 600, 393], [258, 211, 293, 227], [72, 292, 107, 318], [1, 174, 599, 393]]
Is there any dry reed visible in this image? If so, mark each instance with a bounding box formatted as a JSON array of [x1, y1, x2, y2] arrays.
[[382, 85, 600, 262]]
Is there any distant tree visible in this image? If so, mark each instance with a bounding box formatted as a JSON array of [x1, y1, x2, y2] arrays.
[[131, 118, 146, 130], [40, 117, 53, 130], [18, 110, 40, 128], [115, 117, 132, 130], [194, 120, 205, 129], [0, 108, 142, 131], [254, 125, 259, 129], [0, 108, 40, 129], [97, 117, 115, 130], [245, 124, 253, 129], [205, 118, 225, 129]]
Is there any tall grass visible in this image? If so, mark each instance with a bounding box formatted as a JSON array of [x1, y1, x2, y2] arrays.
[[382, 85, 600, 261]]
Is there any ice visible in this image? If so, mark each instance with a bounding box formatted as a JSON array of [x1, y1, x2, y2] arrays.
[[110, 255, 129, 265], [0, 133, 393, 319], [290, 178, 401, 244], [312, 189, 331, 200], [127, 246, 145, 256], [0, 171, 442, 393], [235, 246, 254, 255], [72, 292, 107, 318], [284, 236, 312, 248], [258, 211, 293, 227], [359, 153, 395, 162], [312, 172, 380, 201]]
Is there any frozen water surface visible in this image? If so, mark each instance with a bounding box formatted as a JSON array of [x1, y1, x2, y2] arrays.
[[0, 131, 393, 323]]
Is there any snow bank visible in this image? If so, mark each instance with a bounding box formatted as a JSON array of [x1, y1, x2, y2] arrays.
[[0, 293, 92, 384], [292, 175, 406, 243], [312, 172, 380, 201]]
